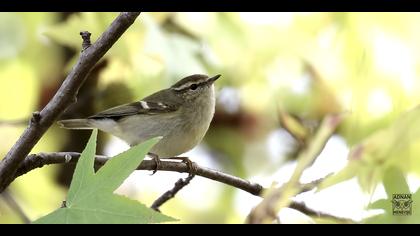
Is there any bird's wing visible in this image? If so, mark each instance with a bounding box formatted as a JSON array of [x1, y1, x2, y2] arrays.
[[89, 100, 179, 120], [89, 88, 182, 120]]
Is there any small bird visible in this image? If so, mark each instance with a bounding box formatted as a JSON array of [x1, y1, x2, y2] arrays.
[[58, 74, 221, 170]]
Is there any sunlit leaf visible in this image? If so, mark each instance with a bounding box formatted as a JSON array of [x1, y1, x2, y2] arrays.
[[319, 105, 420, 192], [278, 110, 309, 143], [365, 168, 419, 224], [34, 129, 175, 224]]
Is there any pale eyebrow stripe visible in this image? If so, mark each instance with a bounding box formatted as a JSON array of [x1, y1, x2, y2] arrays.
[[173, 80, 208, 91], [140, 101, 150, 109], [173, 82, 194, 91]]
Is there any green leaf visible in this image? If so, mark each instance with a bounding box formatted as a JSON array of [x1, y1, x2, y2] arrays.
[[365, 168, 419, 224], [66, 129, 97, 205], [382, 167, 410, 197], [278, 110, 309, 143], [33, 209, 67, 224], [319, 105, 420, 192], [33, 130, 175, 224]]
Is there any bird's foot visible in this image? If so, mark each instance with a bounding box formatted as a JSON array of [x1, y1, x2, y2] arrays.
[[167, 156, 197, 176], [147, 152, 161, 175]]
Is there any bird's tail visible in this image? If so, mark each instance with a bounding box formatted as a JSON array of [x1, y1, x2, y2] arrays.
[[57, 119, 93, 129]]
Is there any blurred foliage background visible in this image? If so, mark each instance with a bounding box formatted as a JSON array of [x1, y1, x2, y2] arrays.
[[1, 12, 420, 223]]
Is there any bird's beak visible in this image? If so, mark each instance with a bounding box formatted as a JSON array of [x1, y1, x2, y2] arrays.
[[207, 74, 221, 83]]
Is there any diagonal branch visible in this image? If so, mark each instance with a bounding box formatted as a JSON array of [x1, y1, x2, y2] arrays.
[[247, 114, 344, 224], [151, 174, 195, 212], [0, 12, 141, 193]]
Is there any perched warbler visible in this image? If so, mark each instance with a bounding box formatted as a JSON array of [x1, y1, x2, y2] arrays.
[[58, 74, 221, 163]]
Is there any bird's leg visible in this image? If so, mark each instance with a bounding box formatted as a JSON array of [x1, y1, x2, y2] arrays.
[[147, 152, 161, 175], [166, 156, 197, 176]]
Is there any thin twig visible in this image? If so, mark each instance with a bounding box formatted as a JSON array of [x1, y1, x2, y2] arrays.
[[299, 174, 332, 193], [80, 31, 92, 51], [289, 201, 356, 224], [151, 174, 195, 212], [1, 190, 31, 224], [0, 12, 141, 193]]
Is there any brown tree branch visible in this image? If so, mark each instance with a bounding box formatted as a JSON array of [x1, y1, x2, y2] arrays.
[[0, 12, 141, 193], [151, 174, 195, 212], [289, 201, 356, 224], [14, 152, 355, 223], [15, 152, 264, 196]]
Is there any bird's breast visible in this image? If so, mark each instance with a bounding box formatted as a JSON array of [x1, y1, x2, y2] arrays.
[[153, 87, 216, 157]]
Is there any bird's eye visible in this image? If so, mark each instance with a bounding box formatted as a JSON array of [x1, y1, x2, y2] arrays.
[[190, 84, 198, 90]]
